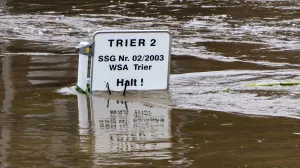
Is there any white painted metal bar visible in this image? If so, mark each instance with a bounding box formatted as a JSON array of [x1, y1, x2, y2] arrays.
[[76, 42, 90, 92]]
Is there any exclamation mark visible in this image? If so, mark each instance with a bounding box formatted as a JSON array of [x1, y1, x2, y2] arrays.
[[141, 78, 144, 86]]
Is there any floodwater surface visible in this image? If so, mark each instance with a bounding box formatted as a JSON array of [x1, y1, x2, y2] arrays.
[[1, 0, 300, 167]]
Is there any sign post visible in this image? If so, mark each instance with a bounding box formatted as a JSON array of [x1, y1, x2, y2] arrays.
[[76, 42, 90, 92], [75, 41, 92, 94], [90, 30, 172, 92]]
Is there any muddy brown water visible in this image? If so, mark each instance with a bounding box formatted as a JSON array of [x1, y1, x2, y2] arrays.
[[1, 0, 300, 167]]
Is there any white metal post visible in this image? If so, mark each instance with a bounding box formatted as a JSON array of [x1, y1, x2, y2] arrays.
[[76, 42, 90, 92]]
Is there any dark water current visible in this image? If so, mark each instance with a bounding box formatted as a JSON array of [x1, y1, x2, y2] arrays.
[[1, 0, 300, 167]]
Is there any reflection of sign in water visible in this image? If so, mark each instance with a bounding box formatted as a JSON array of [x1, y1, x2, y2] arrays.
[[90, 96, 171, 153], [77, 94, 172, 159]]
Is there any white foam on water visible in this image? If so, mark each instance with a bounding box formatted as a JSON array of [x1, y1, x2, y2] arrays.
[[58, 69, 300, 119], [170, 69, 300, 119]]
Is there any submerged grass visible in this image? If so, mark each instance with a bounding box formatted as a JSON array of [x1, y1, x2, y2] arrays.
[[247, 81, 300, 86]]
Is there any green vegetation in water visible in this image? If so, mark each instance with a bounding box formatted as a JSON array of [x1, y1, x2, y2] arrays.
[[247, 81, 300, 86], [200, 91, 218, 94], [200, 88, 231, 94], [75, 84, 90, 94]]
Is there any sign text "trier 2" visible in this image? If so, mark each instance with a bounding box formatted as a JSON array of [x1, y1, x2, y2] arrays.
[[108, 39, 156, 47]]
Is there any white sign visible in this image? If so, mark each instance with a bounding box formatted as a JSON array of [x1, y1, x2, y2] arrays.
[[91, 30, 172, 92]]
